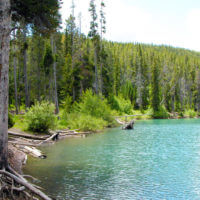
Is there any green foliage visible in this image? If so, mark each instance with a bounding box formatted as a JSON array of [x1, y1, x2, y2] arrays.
[[11, 0, 61, 34], [184, 109, 197, 118], [9, 21, 200, 124], [76, 90, 114, 124], [8, 113, 15, 128], [88, 0, 98, 39], [13, 115, 26, 130], [61, 90, 116, 131], [132, 109, 152, 120], [62, 95, 73, 112], [43, 44, 54, 75], [152, 106, 170, 119], [108, 95, 133, 115], [25, 101, 56, 133], [151, 58, 160, 112], [64, 113, 107, 132]]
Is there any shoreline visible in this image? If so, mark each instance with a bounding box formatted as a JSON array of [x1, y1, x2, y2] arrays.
[[8, 128, 94, 174], [10, 115, 200, 173], [7, 116, 200, 199]]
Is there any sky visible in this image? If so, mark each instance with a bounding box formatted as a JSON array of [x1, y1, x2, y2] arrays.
[[61, 0, 200, 52]]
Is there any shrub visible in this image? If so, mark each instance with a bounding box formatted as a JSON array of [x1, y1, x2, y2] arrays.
[[76, 90, 114, 124], [62, 95, 73, 112], [108, 95, 133, 115], [8, 113, 15, 128], [25, 101, 56, 133], [152, 106, 169, 119], [184, 109, 196, 118], [61, 95, 73, 119], [65, 113, 107, 132]]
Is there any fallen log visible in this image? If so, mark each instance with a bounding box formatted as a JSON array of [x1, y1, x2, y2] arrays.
[[23, 146, 46, 159], [39, 132, 59, 145], [115, 118, 124, 125], [9, 141, 39, 147], [8, 131, 48, 140]]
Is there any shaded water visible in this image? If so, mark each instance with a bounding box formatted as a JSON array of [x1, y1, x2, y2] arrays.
[[24, 119, 200, 199]]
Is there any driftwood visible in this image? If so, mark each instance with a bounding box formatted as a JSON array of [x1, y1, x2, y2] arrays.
[[0, 169, 52, 200], [8, 131, 48, 140], [9, 140, 39, 147], [115, 118, 124, 125], [23, 146, 46, 159], [39, 132, 59, 145]]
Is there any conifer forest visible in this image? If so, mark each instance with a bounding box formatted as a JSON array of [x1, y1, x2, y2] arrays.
[[9, 6, 200, 117]]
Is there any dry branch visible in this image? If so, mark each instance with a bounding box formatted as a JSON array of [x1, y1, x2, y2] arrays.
[[0, 170, 52, 200]]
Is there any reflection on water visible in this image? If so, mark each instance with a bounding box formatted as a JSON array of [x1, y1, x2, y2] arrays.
[[24, 119, 200, 199]]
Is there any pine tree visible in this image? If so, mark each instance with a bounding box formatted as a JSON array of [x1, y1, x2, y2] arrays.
[[99, 0, 106, 94], [88, 0, 99, 94], [152, 57, 160, 112], [51, 34, 59, 114]]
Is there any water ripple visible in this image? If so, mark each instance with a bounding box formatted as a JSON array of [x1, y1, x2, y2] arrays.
[[24, 119, 200, 200]]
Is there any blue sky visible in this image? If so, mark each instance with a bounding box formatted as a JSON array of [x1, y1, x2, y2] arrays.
[[61, 0, 200, 52]]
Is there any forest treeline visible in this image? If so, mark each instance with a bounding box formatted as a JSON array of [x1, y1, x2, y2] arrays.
[[8, 0, 200, 123], [9, 29, 200, 116]]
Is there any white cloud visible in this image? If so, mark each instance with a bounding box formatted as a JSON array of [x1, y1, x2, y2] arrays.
[[185, 9, 200, 51], [105, 0, 153, 42], [186, 9, 200, 36], [60, 0, 200, 52]]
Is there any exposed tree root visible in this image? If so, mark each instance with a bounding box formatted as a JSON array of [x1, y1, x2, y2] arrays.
[[0, 166, 52, 200]]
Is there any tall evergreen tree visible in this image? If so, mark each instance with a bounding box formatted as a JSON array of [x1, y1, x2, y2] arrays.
[[99, 0, 106, 94], [152, 57, 160, 112], [88, 0, 99, 94]]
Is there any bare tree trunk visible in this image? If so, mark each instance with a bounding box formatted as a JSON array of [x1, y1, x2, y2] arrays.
[[100, 32, 103, 95], [80, 80, 83, 96], [48, 76, 52, 101], [0, 0, 11, 169], [94, 46, 99, 94], [51, 36, 59, 114], [37, 38, 41, 102], [13, 30, 19, 114], [136, 62, 143, 109], [37, 63, 41, 101], [72, 37, 75, 101], [71, 0, 76, 101], [197, 69, 200, 113], [23, 25, 29, 110], [78, 12, 83, 97], [171, 85, 175, 113]]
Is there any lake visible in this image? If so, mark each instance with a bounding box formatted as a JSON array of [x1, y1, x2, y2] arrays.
[[24, 119, 200, 199]]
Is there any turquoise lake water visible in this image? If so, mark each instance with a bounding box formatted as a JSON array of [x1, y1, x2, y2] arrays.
[[24, 119, 200, 199]]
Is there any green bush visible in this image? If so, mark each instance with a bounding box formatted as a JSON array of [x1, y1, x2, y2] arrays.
[[75, 90, 114, 124], [65, 113, 107, 132], [108, 95, 133, 115], [25, 101, 56, 133], [61, 95, 73, 120], [8, 113, 15, 128], [152, 106, 169, 119], [184, 109, 196, 118]]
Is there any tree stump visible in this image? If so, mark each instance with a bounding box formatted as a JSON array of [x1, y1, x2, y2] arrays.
[[122, 120, 134, 130]]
